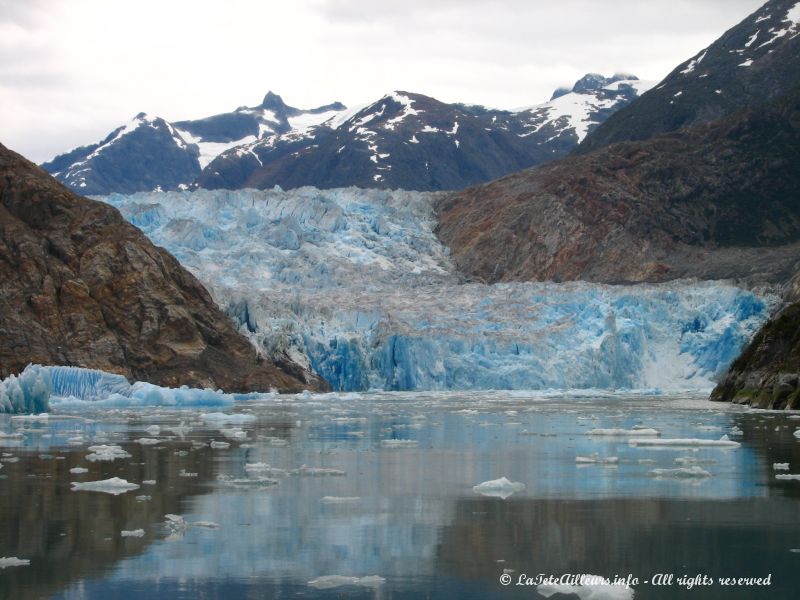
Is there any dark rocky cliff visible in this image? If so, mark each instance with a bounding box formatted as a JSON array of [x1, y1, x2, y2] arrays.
[[0, 142, 327, 392]]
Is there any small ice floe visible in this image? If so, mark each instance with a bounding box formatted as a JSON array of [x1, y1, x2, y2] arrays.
[[217, 475, 279, 488], [380, 439, 418, 448], [142, 480, 156, 485], [0, 556, 30, 568], [296, 466, 346, 477], [649, 466, 712, 479], [638, 459, 657, 464], [135, 495, 151, 502], [729, 426, 744, 436], [307, 575, 386, 589], [321, 496, 361, 504], [10, 414, 49, 422], [0, 432, 25, 440], [221, 428, 248, 440], [201, 412, 256, 424], [586, 428, 660, 437], [169, 422, 191, 437], [85, 445, 131, 462], [629, 435, 740, 448], [145, 425, 161, 436], [209, 441, 230, 449], [134, 438, 161, 446], [575, 454, 619, 465], [71, 477, 140, 495], [775, 474, 800, 481], [774, 463, 790, 471], [179, 469, 198, 477], [192, 521, 219, 528], [473, 477, 526, 499], [121, 529, 145, 538], [537, 573, 634, 600], [164, 514, 188, 540], [675, 456, 717, 465], [69, 467, 89, 474], [793, 429, 800, 439]]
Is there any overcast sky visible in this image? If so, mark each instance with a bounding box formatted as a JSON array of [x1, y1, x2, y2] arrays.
[[1, 0, 764, 163]]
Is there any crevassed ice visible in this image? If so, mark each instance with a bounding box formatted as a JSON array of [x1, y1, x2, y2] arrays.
[[100, 188, 777, 393], [1, 364, 245, 413]]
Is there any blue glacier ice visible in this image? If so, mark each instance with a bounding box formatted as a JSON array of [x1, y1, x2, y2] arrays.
[[0, 364, 52, 414], [100, 187, 779, 393], [1, 365, 240, 412]]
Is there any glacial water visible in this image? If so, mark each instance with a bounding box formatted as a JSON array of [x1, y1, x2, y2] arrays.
[[2, 391, 800, 599]]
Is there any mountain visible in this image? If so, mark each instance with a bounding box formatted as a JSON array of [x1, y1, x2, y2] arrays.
[[580, 0, 800, 152], [42, 75, 649, 194], [201, 75, 649, 191], [0, 142, 326, 392], [40, 114, 201, 195], [436, 85, 800, 285]]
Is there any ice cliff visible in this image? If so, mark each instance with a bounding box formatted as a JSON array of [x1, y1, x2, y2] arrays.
[[99, 187, 776, 392]]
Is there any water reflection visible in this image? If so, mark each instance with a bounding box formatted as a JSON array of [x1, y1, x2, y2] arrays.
[[0, 394, 799, 599]]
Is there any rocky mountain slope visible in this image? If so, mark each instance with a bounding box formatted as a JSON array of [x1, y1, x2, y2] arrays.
[[0, 142, 326, 392], [580, 0, 800, 151], [436, 85, 800, 284], [42, 75, 649, 194]]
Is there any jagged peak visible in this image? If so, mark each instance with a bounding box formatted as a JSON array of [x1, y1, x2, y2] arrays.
[[261, 91, 287, 110], [551, 72, 640, 100]]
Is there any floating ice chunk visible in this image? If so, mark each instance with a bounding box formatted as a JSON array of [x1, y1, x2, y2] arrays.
[[210, 441, 230, 449], [649, 466, 712, 479], [773, 463, 790, 470], [85, 445, 131, 462], [586, 428, 660, 436], [11, 413, 49, 421], [217, 474, 280, 488], [729, 426, 744, 436], [675, 457, 717, 465], [201, 413, 256, 424], [473, 476, 526, 499], [307, 575, 386, 589], [134, 438, 161, 446], [576, 454, 619, 465], [0, 365, 51, 414], [135, 495, 151, 502], [47, 365, 130, 399], [192, 521, 219, 528], [71, 477, 140, 495], [121, 529, 145, 538], [69, 467, 89, 474], [145, 425, 161, 435], [538, 573, 634, 600], [296, 466, 346, 477], [381, 439, 418, 448], [142, 480, 156, 485], [179, 469, 198, 477], [793, 429, 800, 438], [776, 474, 800, 481], [321, 496, 361, 504], [0, 556, 30, 568], [0, 432, 24, 440], [222, 428, 248, 440], [629, 436, 740, 448]]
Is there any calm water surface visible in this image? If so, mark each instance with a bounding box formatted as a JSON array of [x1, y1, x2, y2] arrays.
[[1, 391, 799, 599]]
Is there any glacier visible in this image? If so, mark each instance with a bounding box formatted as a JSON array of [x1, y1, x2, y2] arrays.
[[95, 187, 777, 393]]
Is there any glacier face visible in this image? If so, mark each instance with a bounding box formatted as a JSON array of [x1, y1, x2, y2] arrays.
[[101, 188, 777, 392]]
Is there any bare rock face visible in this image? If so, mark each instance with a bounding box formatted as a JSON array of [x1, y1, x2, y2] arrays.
[[435, 87, 800, 285], [0, 142, 327, 392]]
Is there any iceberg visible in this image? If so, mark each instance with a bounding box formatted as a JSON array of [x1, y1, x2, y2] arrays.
[[98, 187, 777, 393], [70, 477, 140, 495], [0, 364, 51, 414], [472, 476, 526, 499]]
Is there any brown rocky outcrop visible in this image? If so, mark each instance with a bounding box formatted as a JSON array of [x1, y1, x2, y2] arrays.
[[435, 87, 800, 285], [0, 142, 327, 392]]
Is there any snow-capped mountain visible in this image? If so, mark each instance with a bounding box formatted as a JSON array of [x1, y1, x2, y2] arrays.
[[581, 0, 800, 151], [41, 113, 200, 195], [200, 74, 650, 192], [42, 74, 650, 194]]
